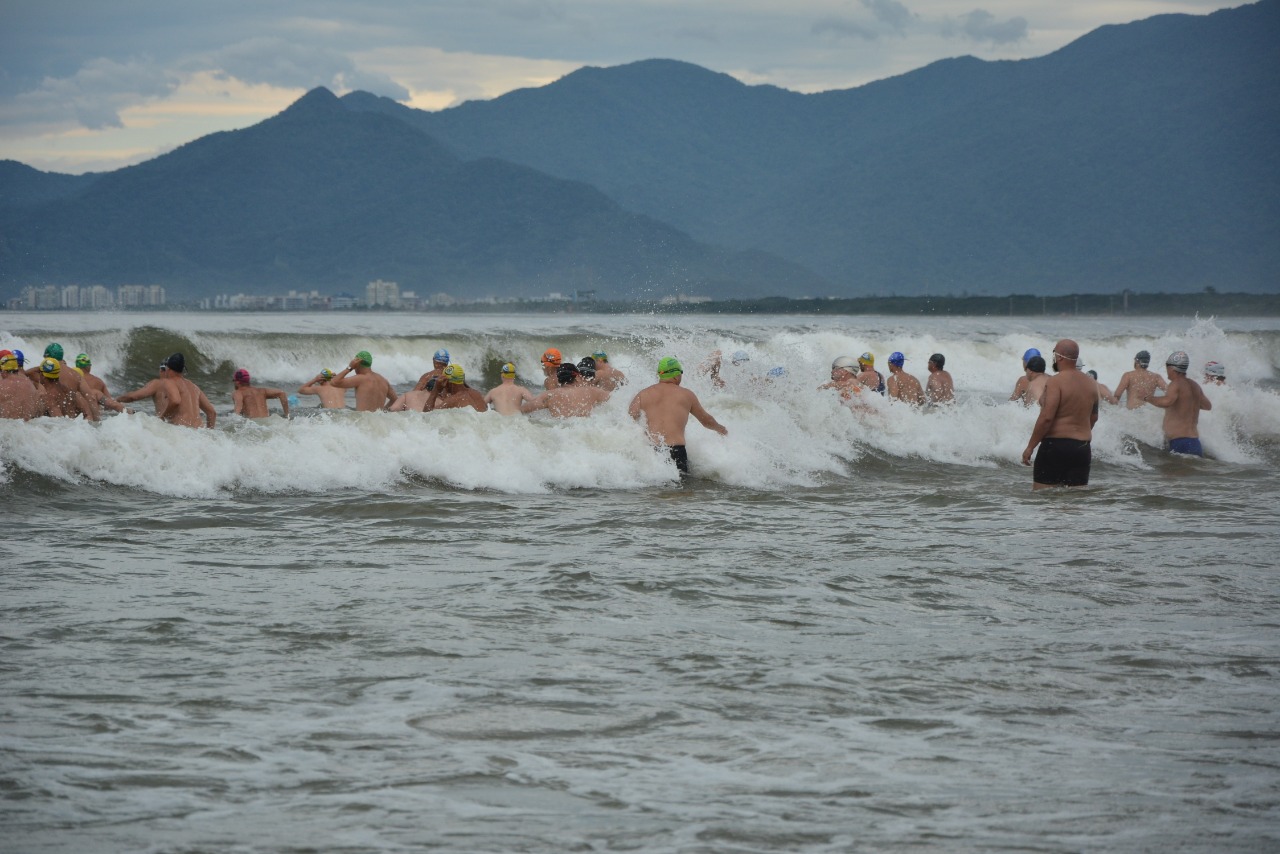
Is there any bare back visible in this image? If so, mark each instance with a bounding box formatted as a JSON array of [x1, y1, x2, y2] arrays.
[[529, 384, 609, 418], [334, 370, 396, 411], [169, 376, 215, 427], [485, 381, 535, 415], [1150, 374, 1211, 440], [234, 385, 287, 418], [1038, 370, 1099, 441], [1114, 368, 1167, 409], [887, 370, 926, 406], [596, 364, 626, 392], [299, 380, 347, 408], [0, 373, 41, 420], [628, 380, 725, 446], [926, 370, 954, 404]]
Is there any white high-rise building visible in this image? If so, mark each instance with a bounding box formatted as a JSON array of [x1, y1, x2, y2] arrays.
[[365, 279, 400, 308]]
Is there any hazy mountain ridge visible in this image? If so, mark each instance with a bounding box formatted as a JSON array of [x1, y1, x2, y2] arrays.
[[345, 1, 1279, 294], [0, 88, 822, 300]]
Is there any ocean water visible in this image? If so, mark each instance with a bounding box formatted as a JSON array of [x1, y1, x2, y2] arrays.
[[2, 311, 1279, 852]]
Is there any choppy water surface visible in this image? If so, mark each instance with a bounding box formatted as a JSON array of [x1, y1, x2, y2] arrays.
[[2, 312, 1279, 852]]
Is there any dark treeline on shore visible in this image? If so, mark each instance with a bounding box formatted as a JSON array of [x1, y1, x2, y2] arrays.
[[433, 291, 1280, 317], [8, 291, 1278, 317]]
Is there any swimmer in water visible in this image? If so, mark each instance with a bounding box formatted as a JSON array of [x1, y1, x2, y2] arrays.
[[592, 350, 626, 391], [413, 349, 451, 393], [74, 354, 126, 413], [232, 368, 290, 418], [540, 348, 563, 390], [1009, 347, 1042, 403], [1203, 361, 1227, 386], [924, 353, 955, 405], [856, 352, 885, 394], [628, 357, 727, 476], [524, 362, 610, 417], [1111, 349, 1167, 408], [1021, 339, 1099, 490], [330, 351, 398, 412], [422, 364, 487, 412], [484, 362, 536, 415], [885, 352, 926, 406], [0, 350, 41, 420], [298, 369, 348, 409], [1021, 356, 1049, 407], [26, 343, 100, 420], [819, 356, 864, 402], [1148, 351, 1212, 456]]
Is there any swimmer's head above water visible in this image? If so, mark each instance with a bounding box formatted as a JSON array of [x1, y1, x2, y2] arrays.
[[1166, 351, 1190, 374], [657, 357, 683, 380]]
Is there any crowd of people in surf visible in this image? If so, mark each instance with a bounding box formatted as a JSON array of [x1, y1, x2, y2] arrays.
[[0, 337, 1231, 481]]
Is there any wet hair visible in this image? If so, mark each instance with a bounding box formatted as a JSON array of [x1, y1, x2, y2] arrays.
[[557, 363, 580, 385], [928, 353, 945, 369], [1027, 356, 1047, 374]]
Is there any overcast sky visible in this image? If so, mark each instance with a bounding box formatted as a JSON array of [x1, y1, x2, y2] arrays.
[[0, 0, 1243, 174]]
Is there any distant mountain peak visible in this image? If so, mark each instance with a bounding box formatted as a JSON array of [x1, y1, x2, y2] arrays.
[[278, 87, 343, 118]]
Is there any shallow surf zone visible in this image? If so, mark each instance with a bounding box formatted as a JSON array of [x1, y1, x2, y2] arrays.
[[2, 376, 1275, 498]]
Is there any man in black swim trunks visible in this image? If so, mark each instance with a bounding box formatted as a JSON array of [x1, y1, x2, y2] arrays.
[[628, 357, 727, 476], [1021, 339, 1099, 491]]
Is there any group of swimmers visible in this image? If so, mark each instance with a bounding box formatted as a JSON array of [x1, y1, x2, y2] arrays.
[[1018, 341, 1218, 491], [0, 336, 1227, 482], [0, 342, 725, 474]]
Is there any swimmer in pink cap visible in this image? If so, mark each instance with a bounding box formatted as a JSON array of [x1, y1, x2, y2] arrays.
[[232, 368, 290, 419]]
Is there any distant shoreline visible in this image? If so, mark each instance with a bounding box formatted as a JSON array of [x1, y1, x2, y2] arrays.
[[6, 291, 1278, 317]]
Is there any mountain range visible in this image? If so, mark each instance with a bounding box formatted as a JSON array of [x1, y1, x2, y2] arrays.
[[2, 0, 1276, 302]]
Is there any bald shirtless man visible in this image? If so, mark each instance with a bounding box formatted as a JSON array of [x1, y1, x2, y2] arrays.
[[330, 351, 397, 412], [422, 364, 487, 412], [628, 356, 727, 476], [0, 350, 41, 420], [298, 369, 348, 409], [885, 352, 926, 406], [1148, 351, 1212, 456], [485, 362, 535, 415], [524, 362, 610, 418], [232, 369, 290, 418], [1022, 339, 1099, 490], [1111, 350, 1167, 408]]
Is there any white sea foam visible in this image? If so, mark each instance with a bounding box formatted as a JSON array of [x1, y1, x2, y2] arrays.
[[2, 314, 1276, 496]]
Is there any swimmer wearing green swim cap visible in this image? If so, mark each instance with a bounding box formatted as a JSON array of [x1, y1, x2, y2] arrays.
[[332, 351, 397, 411], [628, 356, 727, 476]]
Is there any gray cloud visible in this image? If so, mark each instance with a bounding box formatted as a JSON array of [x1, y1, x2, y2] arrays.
[[811, 17, 882, 42], [862, 0, 914, 35], [207, 38, 410, 100], [942, 10, 1029, 45], [4, 57, 179, 130]]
